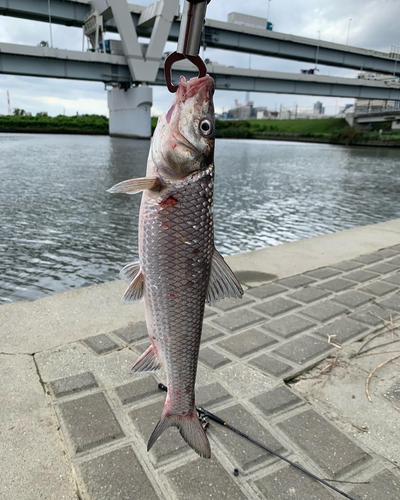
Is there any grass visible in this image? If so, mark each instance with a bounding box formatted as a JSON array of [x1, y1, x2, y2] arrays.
[[3, 115, 400, 145], [0, 114, 109, 134]]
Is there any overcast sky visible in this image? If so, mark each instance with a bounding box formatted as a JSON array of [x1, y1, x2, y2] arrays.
[[0, 0, 399, 116]]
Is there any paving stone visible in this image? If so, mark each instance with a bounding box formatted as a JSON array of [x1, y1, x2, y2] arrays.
[[331, 260, 363, 272], [111, 322, 148, 344], [214, 404, 285, 470], [383, 378, 400, 405], [247, 283, 287, 300], [378, 294, 400, 312], [367, 262, 399, 274], [353, 253, 384, 264], [288, 287, 331, 304], [49, 372, 98, 398], [276, 275, 317, 288], [273, 335, 334, 365], [279, 409, 371, 477], [350, 304, 397, 326], [361, 281, 397, 297], [255, 465, 336, 499], [115, 375, 160, 405], [248, 354, 292, 378], [204, 307, 218, 319], [253, 297, 300, 317], [167, 457, 247, 500], [130, 400, 188, 462], [301, 300, 348, 323], [196, 382, 232, 408], [345, 270, 379, 283], [320, 277, 354, 293], [199, 347, 231, 369], [383, 273, 400, 285], [305, 267, 341, 280], [133, 341, 150, 355], [262, 314, 315, 339], [314, 318, 368, 345], [332, 290, 373, 308], [83, 335, 119, 355], [217, 329, 277, 358], [78, 446, 158, 500], [58, 392, 125, 453], [251, 386, 302, 415], [389, 255, 400, 266], [211, 308, 264, 332], [201, 323, 225, 343], [375, 248, 400, 258], [349, 469, 400, 500], [212, 295, 255, 312]]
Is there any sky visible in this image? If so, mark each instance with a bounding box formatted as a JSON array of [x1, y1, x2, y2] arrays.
[[0, 0, 399, 117]]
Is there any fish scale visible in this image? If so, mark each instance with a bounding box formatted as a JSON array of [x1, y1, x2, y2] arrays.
[[141, 167, 214, 415]]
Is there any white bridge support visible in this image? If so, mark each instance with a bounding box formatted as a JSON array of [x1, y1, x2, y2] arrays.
[[107, 85, 153, 138]]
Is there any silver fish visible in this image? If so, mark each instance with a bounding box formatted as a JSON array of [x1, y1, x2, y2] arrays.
[[108, 75, 243, 458]]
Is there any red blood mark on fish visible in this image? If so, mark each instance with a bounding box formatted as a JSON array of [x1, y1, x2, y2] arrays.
[[159, 196, 178, 209], [172, 143, 177, 149], [169, 294, 176, 300], [166, 104, 175, 123], [186, 281, 194, 286], [162, 223, 169, 230], [193, 249, 200, 254]]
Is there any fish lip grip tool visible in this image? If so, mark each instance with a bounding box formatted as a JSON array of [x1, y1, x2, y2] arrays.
[[164, 0, 210, 93]]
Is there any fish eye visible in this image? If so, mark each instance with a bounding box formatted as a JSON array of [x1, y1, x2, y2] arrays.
[[199, 119, 213, 137]]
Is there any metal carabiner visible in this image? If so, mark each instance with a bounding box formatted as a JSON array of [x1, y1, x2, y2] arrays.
[[164, 0, 209, 93]]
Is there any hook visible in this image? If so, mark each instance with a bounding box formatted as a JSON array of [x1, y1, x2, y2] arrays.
[[164, 52, 207, 93]]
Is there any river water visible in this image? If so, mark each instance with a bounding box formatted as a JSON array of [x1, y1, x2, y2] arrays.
[[1, 133, 400, 304]]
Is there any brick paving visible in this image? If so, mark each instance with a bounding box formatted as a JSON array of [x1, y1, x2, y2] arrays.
[[34, 245, 400, 499]]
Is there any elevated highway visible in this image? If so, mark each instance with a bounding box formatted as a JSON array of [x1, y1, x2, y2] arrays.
[[1, 0, 400, 76], [2, 42, 400, 101]]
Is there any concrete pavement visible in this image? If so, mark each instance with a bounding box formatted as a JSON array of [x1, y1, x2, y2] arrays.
[[2, 219, 400, 499]]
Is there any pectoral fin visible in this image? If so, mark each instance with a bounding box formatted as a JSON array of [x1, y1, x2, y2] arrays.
[[122, 272, 144, 304], [206, 249, 244, 305], [119, 261, 140, 284], [107, 177, 159, 194]]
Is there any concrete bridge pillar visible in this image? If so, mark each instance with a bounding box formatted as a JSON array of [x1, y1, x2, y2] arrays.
[[107, 85, 153, 139]]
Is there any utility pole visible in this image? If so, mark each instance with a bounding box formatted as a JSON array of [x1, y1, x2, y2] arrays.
[[346, 18, 352, 45], [7, 91, 12, 115]]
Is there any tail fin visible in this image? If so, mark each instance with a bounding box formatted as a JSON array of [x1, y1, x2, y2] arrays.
[[147, 408, 211, 459]]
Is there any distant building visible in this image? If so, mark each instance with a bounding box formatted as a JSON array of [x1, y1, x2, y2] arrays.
[[227, 100, 255, 120], [37, 111, 48, 116], [313, 101, 325, 115]]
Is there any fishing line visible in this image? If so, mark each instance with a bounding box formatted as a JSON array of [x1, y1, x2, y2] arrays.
[[158, 383, 357, 500]]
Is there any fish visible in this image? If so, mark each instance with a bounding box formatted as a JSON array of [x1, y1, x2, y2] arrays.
[[108, 74, 243, 459]]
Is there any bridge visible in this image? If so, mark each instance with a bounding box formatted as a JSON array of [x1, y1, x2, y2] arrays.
[[346, 108, 400, 129], [2, 0, 400, 137]]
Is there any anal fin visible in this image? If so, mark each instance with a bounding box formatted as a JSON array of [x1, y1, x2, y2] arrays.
[[206, 249, 244, 305], [107, 177, 160, 195], [131, 345, 161, 373], [120, 261, 140, 284], [122, 271, 144, 304]]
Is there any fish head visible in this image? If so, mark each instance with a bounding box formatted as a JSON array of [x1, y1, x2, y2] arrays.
[[152, 75, 215, 180]]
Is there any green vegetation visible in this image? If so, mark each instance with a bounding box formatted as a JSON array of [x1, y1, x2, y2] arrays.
[[2, 114, 400, 146], [0, 114, 108, 134]]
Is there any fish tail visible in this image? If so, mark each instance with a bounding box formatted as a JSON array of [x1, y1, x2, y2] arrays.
[[147, 407, 211, 459]]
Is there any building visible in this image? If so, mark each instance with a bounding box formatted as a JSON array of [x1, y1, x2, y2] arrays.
[[313, 101, 325, 115], [227, 100, 255, 120]]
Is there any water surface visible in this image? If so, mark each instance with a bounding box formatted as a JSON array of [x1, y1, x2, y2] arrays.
[[1, 133, 400, 303]]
